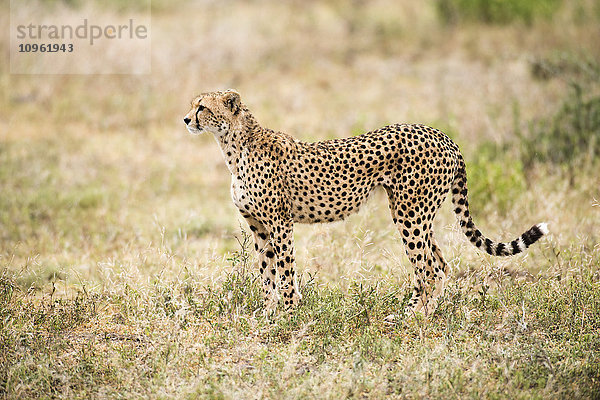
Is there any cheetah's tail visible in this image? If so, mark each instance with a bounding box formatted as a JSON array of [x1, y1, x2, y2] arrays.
[[451, 153, 548, 256]]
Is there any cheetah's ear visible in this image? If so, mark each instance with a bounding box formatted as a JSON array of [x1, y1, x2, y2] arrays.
[[223, 90, 241, 115]]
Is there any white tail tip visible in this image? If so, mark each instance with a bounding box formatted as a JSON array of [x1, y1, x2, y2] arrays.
[[537, 222, 549, 235]]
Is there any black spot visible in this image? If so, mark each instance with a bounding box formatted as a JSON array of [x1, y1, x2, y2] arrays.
[[495, 243, 505, 256], [485, 238, 493, 254], [511, 240, 521, 254], [522, 230, 534, 246]]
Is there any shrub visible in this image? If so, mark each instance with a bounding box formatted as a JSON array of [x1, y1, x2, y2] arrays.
[[471, 57, 600, 185], [518, 84, 600, 172]]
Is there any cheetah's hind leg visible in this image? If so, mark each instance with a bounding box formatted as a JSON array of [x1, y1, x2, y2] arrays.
[[385, 186, 446, 318]]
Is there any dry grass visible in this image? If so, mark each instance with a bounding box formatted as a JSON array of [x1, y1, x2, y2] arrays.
[[1, 1, 600, 398]]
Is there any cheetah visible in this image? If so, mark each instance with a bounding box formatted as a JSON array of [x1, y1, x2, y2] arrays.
[[183, 89, 548, 316]]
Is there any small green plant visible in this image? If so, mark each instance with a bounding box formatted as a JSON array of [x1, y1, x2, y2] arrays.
[[437, 0, 562, 25], [465, 141, 526, 216]]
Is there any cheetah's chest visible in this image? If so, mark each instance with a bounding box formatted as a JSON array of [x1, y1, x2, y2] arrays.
[[230, 175, 250, 211]]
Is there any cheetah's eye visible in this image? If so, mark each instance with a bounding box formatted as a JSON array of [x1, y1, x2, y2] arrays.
[[198, 105, 205, 111]]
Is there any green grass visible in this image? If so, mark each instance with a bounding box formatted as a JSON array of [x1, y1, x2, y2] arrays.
[[465, 141, 527, 216], [2, 243, 599, 398]]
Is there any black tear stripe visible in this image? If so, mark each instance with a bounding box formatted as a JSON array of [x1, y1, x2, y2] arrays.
[[195, 106, 201, 125]]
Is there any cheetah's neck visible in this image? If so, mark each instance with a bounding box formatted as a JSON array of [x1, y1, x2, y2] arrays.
[[213, 109, 262, 175]]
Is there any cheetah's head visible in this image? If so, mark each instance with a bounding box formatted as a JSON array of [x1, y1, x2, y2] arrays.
[[183, 89, 242, 137]]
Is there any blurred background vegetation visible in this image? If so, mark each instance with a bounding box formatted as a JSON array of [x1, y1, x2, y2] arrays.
[[438, 0, 564, 25], [1, 0, 599, 398]]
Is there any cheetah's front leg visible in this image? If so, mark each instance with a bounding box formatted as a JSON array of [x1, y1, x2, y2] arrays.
[[267, 219, 302, 310], [244, 216, 279, 314]]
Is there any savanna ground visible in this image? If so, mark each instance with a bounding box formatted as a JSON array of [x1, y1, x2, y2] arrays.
[[1, 0, 600, 398]]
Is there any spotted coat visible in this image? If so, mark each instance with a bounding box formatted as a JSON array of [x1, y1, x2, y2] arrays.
[[184, 90, 548, 315]]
